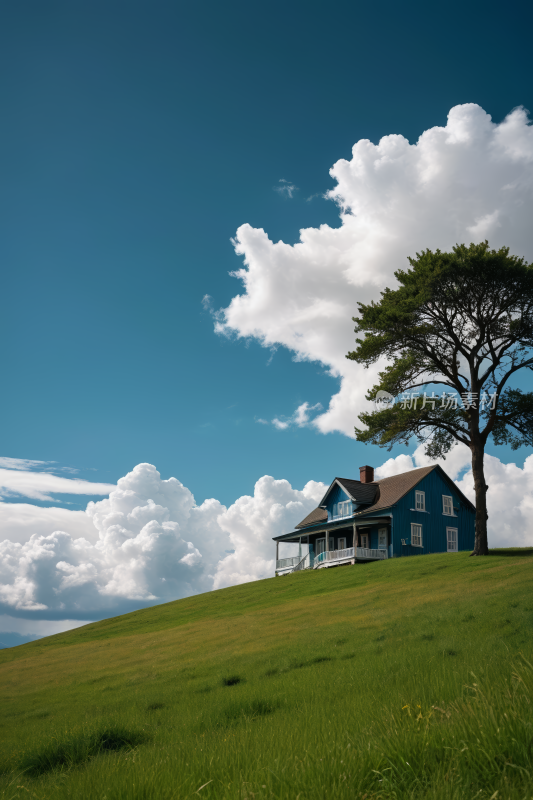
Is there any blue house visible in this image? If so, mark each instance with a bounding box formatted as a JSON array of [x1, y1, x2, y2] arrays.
[[273, 464, 476, 575]]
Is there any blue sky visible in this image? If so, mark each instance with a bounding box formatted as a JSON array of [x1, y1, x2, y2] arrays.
[[2, 0, 533, 644], [1, 0, 532, 506]]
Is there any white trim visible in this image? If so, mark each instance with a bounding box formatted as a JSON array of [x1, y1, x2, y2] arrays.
[[378, 527, 387, 548], [442, 495, 454, 516], [446, 527, 458, 552], [333, 499, 353, 520], [415, 490, 426, 512], [411, 523, 423, 547]]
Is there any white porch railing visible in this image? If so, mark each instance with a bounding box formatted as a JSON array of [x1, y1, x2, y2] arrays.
[[277, 545, 389, 574], [292, 553, 310, 572], [276, 556, 303, 570], [356, 547, 388, 560], [314, 547, 355, 567], [313, 546, 388, 568]]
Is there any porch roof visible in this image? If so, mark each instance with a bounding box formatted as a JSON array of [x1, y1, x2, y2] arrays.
[[273, 514, 392, 543]]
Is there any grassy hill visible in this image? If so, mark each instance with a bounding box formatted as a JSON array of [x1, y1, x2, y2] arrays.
[[1, 549, 533, 800]]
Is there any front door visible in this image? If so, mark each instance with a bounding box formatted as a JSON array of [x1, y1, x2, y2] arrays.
[[316, 538, 326, 555], [338, 537, 346, 551], [360, 533, 369, 548]]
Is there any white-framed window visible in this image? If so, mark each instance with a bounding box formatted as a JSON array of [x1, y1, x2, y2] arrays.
[[336, 500, 352, 518], [411, 523, 423, 547], [378, 528, 387, 548], [447, 527, 458, 552], [415, 491, 425, 511], [443, 495, 453, 516], [338, 537, 346, 550]]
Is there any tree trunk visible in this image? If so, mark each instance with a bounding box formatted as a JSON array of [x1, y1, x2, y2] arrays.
[[470, 440, 489, 555]]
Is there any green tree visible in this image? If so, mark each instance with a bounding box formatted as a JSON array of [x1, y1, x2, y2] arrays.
[[347, 242, 533, 555]]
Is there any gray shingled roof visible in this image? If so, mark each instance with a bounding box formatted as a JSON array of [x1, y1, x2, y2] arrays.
[[336, 478, 378, 504], [293, 464, 473, 530]]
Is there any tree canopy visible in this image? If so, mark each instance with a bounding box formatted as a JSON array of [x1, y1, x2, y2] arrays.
[[347, 241, 533, 554]]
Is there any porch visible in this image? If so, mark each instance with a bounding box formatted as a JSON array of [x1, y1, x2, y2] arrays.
[[274, 515, 392, 576], [275, 545, 388, 574]]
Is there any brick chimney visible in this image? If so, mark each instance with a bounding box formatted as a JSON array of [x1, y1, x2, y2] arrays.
[[359, 465, 374, 484]]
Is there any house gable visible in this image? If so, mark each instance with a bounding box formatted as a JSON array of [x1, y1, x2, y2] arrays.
[[401, 467, 475, 516], [390, 466, 476, 556], [317, 477, 378, 511]]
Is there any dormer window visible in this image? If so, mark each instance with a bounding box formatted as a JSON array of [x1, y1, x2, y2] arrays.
[[333, 500, 352, 518]]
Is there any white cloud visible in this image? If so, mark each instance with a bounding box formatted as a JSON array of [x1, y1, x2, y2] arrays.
[[0, 468, 115, 502], [375, 442, 472, 481], [274, 179, 298, 198], [0, 502, 99, 545], [213, 475, 326, 590], [0, 464, 323, 619], [272, 401, 322, 430], [375, 443, 533, 549], [1, 454, 531, 635], [0, 457, 51, 471], [217, 103, 533, 437], [456, 455, 533, 548]]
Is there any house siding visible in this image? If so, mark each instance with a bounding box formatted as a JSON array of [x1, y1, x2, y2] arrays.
[[274, 465, 476, 570], [389, 469, 475, 556]]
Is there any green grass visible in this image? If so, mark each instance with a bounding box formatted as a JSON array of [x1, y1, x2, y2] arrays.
[[1, 549, 533, 799]]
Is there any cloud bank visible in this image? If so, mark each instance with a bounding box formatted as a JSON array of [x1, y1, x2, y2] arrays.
[[218, 103, 533, 436], [0, 455, 531, 630], [0, 464, 325, 619]]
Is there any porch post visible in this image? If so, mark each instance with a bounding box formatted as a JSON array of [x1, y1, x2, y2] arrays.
[[325, 528, 329, 554], [276, 541, 279, 565], [299, 537, 302, 559]]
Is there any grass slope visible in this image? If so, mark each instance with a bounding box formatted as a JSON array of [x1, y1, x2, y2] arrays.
[[1, 549, 533, 800]]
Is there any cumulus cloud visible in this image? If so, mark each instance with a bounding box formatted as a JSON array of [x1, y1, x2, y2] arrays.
[[1, 454, 531, 632], [376, 443, 533, 548], [456, 456, 533, 548], [0, 502, 99, 545], [0, 464, 324, 619], [217, 104, 533, 436], [375, 442, 473, 481], [213, 475, 326, 590]]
